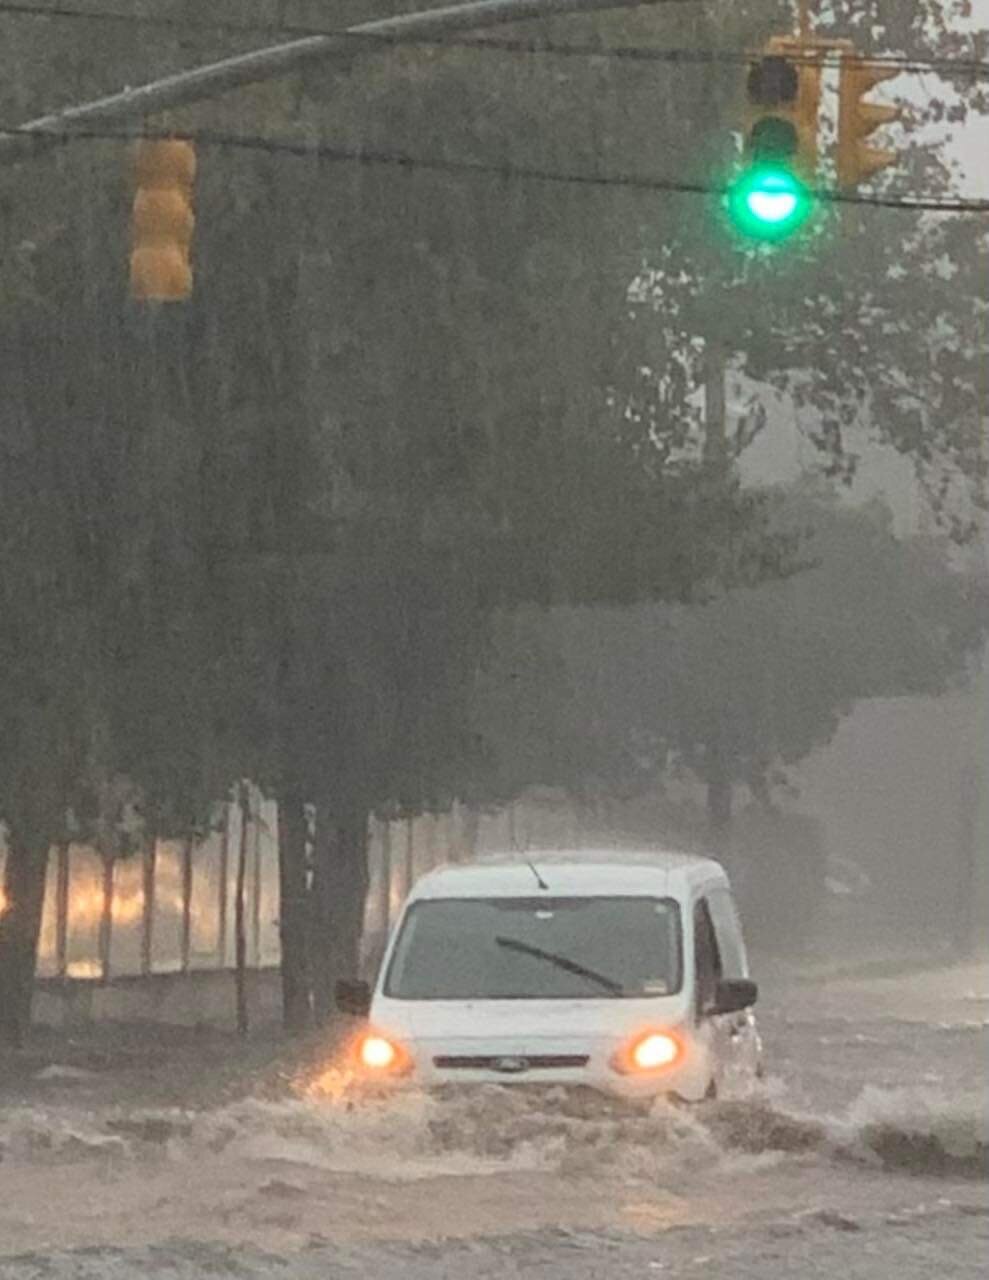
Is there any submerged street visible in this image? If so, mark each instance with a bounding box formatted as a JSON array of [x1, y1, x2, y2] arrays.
[[1, 958, 985, 1278]]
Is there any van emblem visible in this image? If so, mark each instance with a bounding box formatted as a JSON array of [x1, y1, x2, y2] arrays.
[[492, 1056, 529, 1074]]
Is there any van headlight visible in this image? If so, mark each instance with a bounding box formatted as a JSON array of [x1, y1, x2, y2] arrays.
[[356, 1031, 412, 1076], [611, 1030, 682, 1075]]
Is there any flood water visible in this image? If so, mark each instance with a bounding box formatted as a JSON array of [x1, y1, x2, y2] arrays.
[[1, 958, 985, 1278]]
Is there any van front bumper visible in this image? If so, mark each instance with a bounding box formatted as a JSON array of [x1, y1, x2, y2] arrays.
[[387, 1039, 710, 1102]]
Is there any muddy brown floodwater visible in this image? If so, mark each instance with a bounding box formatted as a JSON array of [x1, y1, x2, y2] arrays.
[[0, 959, 986, 1278]]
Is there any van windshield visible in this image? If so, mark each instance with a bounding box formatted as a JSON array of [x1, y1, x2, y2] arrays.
[[384, 897, 682, 1000]]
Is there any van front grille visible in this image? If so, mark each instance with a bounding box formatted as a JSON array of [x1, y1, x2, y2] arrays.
[[433, 1054, 589, 1072]]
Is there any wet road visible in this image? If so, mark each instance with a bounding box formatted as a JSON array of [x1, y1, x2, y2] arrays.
[[4, 1206, 987, 1280], [0, 959, 986, 1278]]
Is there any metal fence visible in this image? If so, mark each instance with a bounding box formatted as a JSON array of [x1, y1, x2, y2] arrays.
[[14, 794, 282, 981], [0, 800, 496, 984]]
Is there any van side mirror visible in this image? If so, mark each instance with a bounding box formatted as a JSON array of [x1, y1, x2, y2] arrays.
[[335, 979, 371, 1017], [712, 978, 758, 1015]]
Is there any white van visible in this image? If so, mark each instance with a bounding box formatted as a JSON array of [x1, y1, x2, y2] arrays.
[[336, 850, 761, 1101]]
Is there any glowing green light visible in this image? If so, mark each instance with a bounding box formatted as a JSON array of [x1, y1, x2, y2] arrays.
[[747, 188, 798, 223], [726, 165, 814, 240]]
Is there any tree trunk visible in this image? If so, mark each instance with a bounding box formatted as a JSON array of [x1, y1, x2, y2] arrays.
[[310, 800, 370, 1025], [702, 337, 728, 471], [235, 782, 250, 1036], [276, 787, 311, 1032], [0, 837, 50, 1047]]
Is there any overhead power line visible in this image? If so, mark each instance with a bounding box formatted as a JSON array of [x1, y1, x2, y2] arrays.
[[403, 35, 989, 75], [0, 0, 701, 165], [6, 120, 988, 214], [1, 1, 987, 77]]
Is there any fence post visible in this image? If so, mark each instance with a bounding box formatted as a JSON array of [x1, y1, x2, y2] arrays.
[[252, 792, 263, 967], [379, 820, 392, 935], [217, 801, 230, 967], [141, 834, 156, 976], [404, 817, 415, 896], [99, 854, 114, 983], [55, 843, 69, 979], [180, 837, 193, 973], [461, 805, 481, 865], [235, 781, 250, 1035]]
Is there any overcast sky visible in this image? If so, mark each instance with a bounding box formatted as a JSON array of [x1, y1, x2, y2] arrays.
[[921, 3, 986, 197]]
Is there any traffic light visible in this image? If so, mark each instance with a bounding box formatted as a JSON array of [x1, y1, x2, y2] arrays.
[[725, 165, 813, 240], [743, 50, 821, 179], [130, 139, 196, 302], [837, 59, 900, 187], [727, 47, 820, 240]]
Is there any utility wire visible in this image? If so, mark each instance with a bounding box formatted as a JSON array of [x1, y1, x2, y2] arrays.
[[3, 0, 986, 171], [397, 35, 989, 75], [5, 121, 987, 214], [0, 0, 741, 165], [0, 0, 986, 77]]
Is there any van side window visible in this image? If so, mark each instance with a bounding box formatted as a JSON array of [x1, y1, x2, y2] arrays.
[[693, 899, 722, 1016], [706, 887, 749, 980]]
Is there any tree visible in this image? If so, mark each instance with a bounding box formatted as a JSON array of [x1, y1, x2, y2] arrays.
[[2, 0, 983, 1039], [619, 1, 987, 535]]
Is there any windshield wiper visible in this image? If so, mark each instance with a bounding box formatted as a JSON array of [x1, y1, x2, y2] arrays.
[[494, 935, 624, 996]]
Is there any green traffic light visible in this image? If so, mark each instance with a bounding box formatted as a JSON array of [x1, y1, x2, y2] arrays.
[[726, 165, 814, 240]]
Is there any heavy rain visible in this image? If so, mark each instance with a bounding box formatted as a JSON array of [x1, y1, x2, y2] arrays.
[[0, 1, 987, 1277]]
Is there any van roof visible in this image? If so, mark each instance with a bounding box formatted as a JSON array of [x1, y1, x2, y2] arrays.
[[407, 849, 728, 901]]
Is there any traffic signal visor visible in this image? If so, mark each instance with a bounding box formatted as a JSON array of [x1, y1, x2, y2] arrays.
[[130, 140, 196, 302], [837, 60, 900, 187]]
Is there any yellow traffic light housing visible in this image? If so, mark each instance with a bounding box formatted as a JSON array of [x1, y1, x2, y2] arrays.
[[743, 44, 822, 180], [729, 42, 820, 240], [837, 59, 900, 187], [130, 139, 196, 302]]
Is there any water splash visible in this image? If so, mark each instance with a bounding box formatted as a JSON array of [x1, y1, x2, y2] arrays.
[[2, 1081, 985, 1182]]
